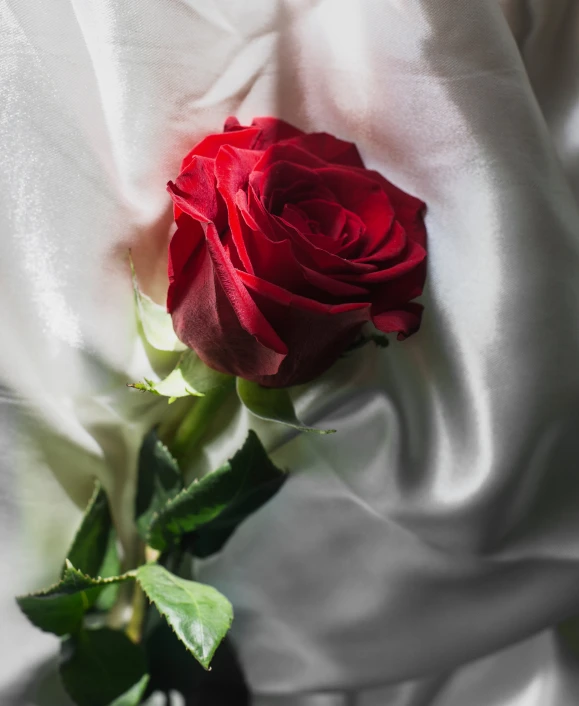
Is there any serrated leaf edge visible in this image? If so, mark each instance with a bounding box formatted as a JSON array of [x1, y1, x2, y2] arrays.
[[64, 480, 106, 574], [17, 564, 137, 602], [135, 565, 233, 671]]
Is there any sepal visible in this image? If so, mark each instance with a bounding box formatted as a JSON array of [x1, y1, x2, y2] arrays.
[[237, 377, 336, 434], [129, 350, 232, 403]]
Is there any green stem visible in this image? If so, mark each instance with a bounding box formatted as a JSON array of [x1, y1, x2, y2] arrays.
[[126, 582, 146, 644], [167, 380, 235, 466]]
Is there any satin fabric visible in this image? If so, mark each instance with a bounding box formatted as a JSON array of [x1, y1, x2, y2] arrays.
[[2, 0, 579, 704]]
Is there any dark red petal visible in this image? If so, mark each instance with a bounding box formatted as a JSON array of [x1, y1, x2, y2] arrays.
[[354, 219, 407, 265], [300, 264, 369, 299], [250, 117, 305, 148], [224, 116, 242, 131], [340, 238, 426, 284], [297, 199, 348, 240], [278, 212, 377, 276], [237, 191, 363, 302], [370, 257, 427, 316], [372, 302, 424, 340], [254, 160, 337, 214], [237, 270, 371, 387], [316, 167, 396, 246], [245, 185, 374, 276], [203, 221, 287, 355], [171, 226, 287, 379], [238, 269, 369, 316], [180, 126, 261, 171], [167, 214, 205, 312], [284, 132, 365, 167], [214, 145, 265, 273], [253, 143, 327, 176], [357, 169, 427, 248], [235, 191, 308, 292]]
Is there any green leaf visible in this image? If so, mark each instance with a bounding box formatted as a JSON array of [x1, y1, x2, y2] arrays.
[[129, 350, 232, 402], [193, 436, 288, 559], [237, 377, 336, 434], [60, 628, 147, 706], [135, 429, 183, 539], [147, 431, 287, 553], [136, 564, 233, 670], [130, 251, 185, 353], [66, 482, 112, 579], [108, 675, 150, 706], [17, 564, 136, 636]]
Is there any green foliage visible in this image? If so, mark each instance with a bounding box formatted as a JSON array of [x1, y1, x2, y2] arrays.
[[128, 350, 232, 402], [147, 431, 287, 554], [17, 563, 135, 636], [136, 564, 233, 671], [94, 531, 123, 612], [108, 676, 150, 706], [237, 378, 335, 434], [129, 252, 185, 353], [65, 482, 112, 578], [135, 429, 183, 539], [60, 628, 147, 706]]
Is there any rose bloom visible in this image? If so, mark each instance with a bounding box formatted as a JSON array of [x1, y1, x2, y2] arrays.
[[167, 117, 427, 388]]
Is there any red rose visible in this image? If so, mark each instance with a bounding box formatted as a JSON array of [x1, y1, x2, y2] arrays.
[[167, 117, 427, 388]]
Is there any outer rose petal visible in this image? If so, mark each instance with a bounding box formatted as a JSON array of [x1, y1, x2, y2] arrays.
[[167, 155, 226, 227], [167, 214, 204, 311], [249, 117, 304, 147], [238, 270, 371, 387], [284, 132, 365, 167], [171, 222, 287, 379], [180, 126, 261, 170], [373, 302, 424, 340]]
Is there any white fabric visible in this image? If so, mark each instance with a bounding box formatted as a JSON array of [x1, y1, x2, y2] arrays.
[[2, 0, 579, 704]]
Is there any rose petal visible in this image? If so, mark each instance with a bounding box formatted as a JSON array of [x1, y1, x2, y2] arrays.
[[254, 143, 328, 176], [237, 191, 365, 301], [284, 132, 365, 167], [316, 167, 396, 247], [203, 221, 287, 356], [250, 117, 305, 148], [354, 219, 408, 265], [235, 191, 316, 296], [214, 145, 265, 273], [180, 126, 261, 171], [296, 199, 348, 241], [168, 155, 227, 228], [245, 185, 375, 276], [370, 257, 427, 317], [372, 302, 424, 340], [237, 270, 371, 387], [238, 269, 369, 316], [167, 214, 205, 311], [339, 237, 426, 284], [359, 169, 427, 248], [171, 226, 287, 379]]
